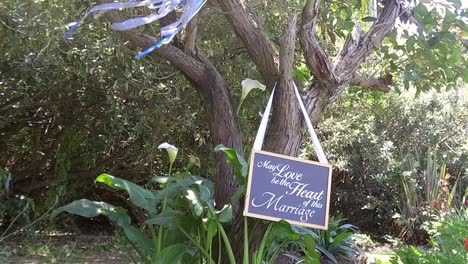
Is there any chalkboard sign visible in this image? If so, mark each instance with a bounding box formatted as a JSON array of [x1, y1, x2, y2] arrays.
[[244, 150, 332, 229]]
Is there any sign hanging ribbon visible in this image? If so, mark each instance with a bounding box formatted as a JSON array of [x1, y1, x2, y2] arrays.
[[252, 82, 328, 164]]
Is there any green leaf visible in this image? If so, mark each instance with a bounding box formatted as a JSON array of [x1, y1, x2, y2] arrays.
[[330, 232, 353, 248], [145, 209, 182, 228], [96, 174, 157, 215], [304, 234, 320, 259], [123, 225, 153, 255], [460, 68, 468, 82], [185, 188, 205, 217], [268, 220, 300, 244], [294, 64, 312, 82], [316, 245, 338, 264], [214, 144, 248, 185], [404, 80, 410, 90], [447, 48, 462, 64], [216, 204, 233, 223], [303, 255, 321, 264], [338, 223, 358, 231], [198, 184, 211, 202], [231, 185, 245, 203], [154, 244, 187, 264], [414, 4, 429, 20], [291, 225, 319, 238], [52, 199, 131, 227]]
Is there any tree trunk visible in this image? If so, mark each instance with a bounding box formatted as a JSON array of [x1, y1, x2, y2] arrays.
[[194, 53, 243, 211]]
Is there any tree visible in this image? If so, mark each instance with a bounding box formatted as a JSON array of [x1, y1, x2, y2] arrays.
[[92, 0, 466, 259]]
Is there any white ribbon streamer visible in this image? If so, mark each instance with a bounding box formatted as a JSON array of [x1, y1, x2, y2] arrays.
[[252, 82, 328, 164], [252, 85, 275, 151]]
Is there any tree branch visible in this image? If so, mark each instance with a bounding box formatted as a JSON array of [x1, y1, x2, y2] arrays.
[[279, 14, 298, 86], [216, 0, 278, 87], [333, 0, 402, 81], [184, 12, 201, 56], [266, 13, 304, 156], [349, 74, 393, 92], [299, 0, 337, 88]]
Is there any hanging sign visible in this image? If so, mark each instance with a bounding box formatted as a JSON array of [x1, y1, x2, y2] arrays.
[[244, 150, 332, 229], [244, 81, 332, 229]]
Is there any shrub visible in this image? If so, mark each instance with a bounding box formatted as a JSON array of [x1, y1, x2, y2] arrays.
[[315, 87, 468, 237], [391, 208, 468, 264], [0, 170, 35, 234]]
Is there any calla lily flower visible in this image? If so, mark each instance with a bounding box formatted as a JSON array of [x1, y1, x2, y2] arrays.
[[237, 78, 266, 114], [241, 78, 266, 100], [158, 142, 178, 166]]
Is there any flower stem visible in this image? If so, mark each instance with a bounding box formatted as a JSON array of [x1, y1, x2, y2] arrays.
[[243, 217, 249, 264], [157, 163, 173, 253]]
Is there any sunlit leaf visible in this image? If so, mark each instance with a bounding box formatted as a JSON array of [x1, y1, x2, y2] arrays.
[[214, 144, 248, 185], [95, 174, 157, 215]]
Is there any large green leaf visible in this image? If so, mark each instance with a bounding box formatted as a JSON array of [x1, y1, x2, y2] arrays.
[[95, 174, 157, 215], [330, 232, 353, 248], [51, 199, 131, 227], [267, 221, 300, 244], [316, 245, 338, 264], [123, 225, 153, 256], [197, 184, 211, 202], [291, 225, 319, 239], [185, 187, 205, 217], [304, 234, 321, 261], [214, 144, 248, 185], [216, 204, 233, 223], [153, 244, 187, 264], [145, 209, 183, 228]]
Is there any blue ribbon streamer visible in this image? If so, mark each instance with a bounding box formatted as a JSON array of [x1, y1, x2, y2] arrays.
[[65, 0, 207, 59]]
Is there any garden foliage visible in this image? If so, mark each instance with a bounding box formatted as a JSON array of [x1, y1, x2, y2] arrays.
[[52, 145, 360, 264], [391, 208, 468, 264], [316, 87, 467, 238]]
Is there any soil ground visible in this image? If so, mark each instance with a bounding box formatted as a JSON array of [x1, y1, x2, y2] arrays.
[[1, 232, 397, 264], [1, 233, 129, 264]]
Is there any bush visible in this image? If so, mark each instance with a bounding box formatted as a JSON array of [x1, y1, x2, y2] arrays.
[[391, 208, 468, 264], [314, 87, 468, 237], [0, 170, 34, 233]]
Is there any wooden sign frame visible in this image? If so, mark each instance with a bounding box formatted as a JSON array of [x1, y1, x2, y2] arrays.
[[243, 150, 332, 229]]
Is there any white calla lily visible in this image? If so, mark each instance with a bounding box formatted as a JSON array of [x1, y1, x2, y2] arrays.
[[237, 78, 266, 114], [241, 78, 266, 100], [158, 142, 178, 166]]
